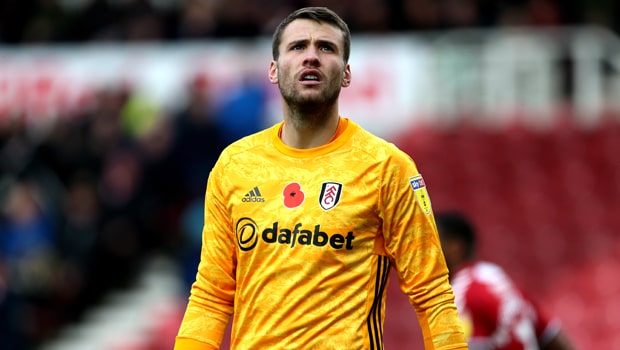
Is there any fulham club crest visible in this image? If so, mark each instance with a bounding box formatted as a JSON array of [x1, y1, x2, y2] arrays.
[[319, 182, 342, 210]]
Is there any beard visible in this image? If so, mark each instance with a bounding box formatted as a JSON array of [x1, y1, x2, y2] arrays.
[[278, 74, 342, 123]]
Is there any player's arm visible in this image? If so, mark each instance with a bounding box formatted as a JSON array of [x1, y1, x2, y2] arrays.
[[175, 161, 236, 350], [523, 290, 576, 350], [380, 152, 467, 350]]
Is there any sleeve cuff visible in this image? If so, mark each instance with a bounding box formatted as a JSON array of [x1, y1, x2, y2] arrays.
[[174, 337, 220, 350]]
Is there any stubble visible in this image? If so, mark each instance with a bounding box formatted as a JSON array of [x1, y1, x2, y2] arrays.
[[278, 69, 342, 129]]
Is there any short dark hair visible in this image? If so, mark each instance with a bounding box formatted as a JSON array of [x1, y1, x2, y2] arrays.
[[271, 7, 351, 63], [435, 211, 477, 258]]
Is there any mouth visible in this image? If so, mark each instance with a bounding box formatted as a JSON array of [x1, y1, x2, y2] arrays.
[[299, 70, 322, 84]]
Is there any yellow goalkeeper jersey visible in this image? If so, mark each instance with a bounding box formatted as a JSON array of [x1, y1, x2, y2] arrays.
[[175, 118, 467, 350]]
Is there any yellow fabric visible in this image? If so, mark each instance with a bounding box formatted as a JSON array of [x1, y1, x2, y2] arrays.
[[174, 337, 219, 350], [175, 118, 467, 350]]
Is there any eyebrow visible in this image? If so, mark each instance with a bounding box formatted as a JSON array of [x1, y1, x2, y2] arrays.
[[287, 38, 339, 50]]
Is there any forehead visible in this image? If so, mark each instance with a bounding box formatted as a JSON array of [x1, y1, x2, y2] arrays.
[[280, 18, 344, 47]]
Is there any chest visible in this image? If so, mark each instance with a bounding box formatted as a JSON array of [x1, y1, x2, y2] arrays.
[[224, 156, 384, 255]]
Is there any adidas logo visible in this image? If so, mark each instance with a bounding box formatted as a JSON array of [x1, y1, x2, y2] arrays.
[[242, 186, 265, 203]]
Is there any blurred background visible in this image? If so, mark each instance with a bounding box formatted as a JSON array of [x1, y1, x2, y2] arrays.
[[1, 0, 620, 349]]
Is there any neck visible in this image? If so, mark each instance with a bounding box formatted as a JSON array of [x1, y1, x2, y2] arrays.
[[281, 102, 340, 149]]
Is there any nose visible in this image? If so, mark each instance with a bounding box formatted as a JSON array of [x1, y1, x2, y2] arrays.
[[303, 46, 320, 66]]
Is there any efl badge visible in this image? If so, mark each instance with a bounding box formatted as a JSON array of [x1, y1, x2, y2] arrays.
[[409, 175, 432, 214], [319, 182, 342, 210]]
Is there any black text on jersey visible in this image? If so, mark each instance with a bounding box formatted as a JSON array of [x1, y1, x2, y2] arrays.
[[236, 218, 355, 251]]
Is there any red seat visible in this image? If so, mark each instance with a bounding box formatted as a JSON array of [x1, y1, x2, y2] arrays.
[[391, 120, 620, 349]]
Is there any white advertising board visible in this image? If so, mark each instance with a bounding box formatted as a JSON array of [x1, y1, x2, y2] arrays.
[[0, 37, 429, 138]]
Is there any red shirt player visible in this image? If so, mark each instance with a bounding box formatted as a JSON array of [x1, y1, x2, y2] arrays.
[[435, 211, 575, 350]]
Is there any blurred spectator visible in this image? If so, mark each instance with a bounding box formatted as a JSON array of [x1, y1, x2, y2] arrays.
[[169, 74, 226, 198], [213, 75, 268, 145], [162, 74, 228, 279], [133, 115, 180, 253], [0, 0, 605, 44], [0, 179, 59, 349], [52, 171, 100, 320], [435, 211, 575, 350], [85, 88, 132, 164], [99, 147, 147, 244]]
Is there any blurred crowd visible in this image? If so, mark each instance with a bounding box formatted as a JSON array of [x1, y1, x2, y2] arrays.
[[0, 0, 618, 44], [0, 0, 618, 349], [0, 73, 267, 348]]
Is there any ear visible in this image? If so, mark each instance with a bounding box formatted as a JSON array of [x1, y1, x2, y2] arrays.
[[342, 64, 351, 87], [269, 61, 278, 84]]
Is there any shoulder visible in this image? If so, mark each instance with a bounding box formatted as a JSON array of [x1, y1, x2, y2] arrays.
[[348, 121, 415, 166], [452, 261, 511, 294], [452, 263, 505, 315], [471, 261, 508, 278]]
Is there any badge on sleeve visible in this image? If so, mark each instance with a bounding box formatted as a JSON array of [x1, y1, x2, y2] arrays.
[[409, 174, 432, 214]]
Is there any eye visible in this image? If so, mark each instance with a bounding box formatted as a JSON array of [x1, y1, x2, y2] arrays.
[[320, 44, 334, 52], [292, 44, 305, 51]]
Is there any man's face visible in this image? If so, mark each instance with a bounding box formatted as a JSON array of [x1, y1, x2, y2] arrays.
[[269, 19, 351, 108]]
